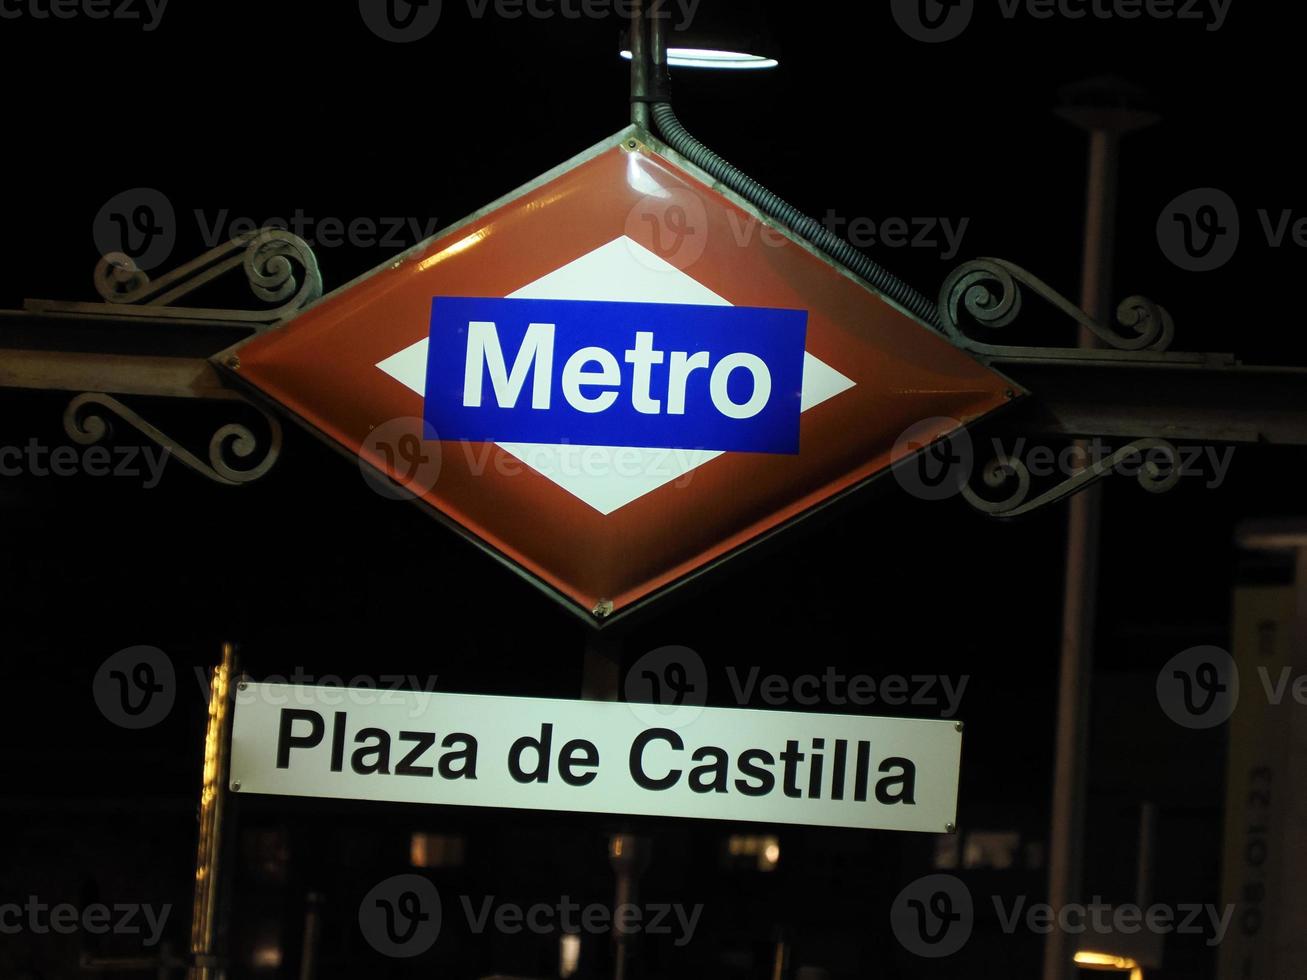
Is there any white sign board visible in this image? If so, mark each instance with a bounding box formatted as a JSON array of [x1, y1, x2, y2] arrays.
[[229, 684, 964, 833]]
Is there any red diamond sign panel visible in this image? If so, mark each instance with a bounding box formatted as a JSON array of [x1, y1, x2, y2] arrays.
[[223, 128, 1021, 622]]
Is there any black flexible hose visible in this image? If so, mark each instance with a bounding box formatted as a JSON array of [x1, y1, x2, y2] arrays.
[[650, 102, 942, 327]]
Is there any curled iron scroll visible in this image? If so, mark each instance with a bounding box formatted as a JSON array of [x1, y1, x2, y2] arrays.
[[939, 258, 1175, 355], [91, 228, 322, 326], [63, 393, 282, 486], [962, 438, 1183, 519]]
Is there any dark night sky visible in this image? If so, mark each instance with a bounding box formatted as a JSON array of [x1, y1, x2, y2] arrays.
[[0, 1, 1303, 977]]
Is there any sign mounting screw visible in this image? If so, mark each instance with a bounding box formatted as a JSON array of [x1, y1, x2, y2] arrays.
[[592, 599, 615, 619], [230, 781, 241, 792], [945, 822, 956, 834]]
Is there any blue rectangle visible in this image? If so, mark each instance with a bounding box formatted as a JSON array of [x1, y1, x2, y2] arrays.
[[423, 297, 808, 454]]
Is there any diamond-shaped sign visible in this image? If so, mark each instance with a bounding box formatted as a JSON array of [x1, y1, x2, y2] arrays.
[[222, 128, 1021, 622]]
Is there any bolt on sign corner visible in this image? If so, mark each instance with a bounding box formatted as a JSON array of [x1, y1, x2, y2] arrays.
[[222, 128, 1021, 621]]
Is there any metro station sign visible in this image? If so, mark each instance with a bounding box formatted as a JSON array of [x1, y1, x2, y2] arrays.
[[222, 128, 1020, 622]]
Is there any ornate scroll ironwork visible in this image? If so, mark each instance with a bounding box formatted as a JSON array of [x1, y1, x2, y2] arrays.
[[961, 437, 1182, 519], [938, 257, 1176, 357], [63, 392, 283, 486], [26, 228, 322, 327]]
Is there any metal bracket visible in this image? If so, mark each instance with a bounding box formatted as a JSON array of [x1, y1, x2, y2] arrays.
[[0, 229, 320, 486], [941, 257, 1197, 363], [933, 256, 1297, 518], [961, 437, 1182, 519], [23, 228, 322, 327], [63, 392, 282, 486]]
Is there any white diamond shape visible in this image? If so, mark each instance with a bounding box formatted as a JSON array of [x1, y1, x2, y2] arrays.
[[376, 236, 855, 515]]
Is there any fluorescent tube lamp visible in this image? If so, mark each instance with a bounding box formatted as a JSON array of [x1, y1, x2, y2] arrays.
[[621, 47, 778, 69]]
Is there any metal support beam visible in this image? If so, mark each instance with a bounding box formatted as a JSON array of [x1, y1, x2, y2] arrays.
[[990, 358, 1307, 446]]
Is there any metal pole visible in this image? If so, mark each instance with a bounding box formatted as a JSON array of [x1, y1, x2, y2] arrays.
[[629, 0, 650, 129], [582, 629, 651, 979], [1135, 802, 1156, 909], [1044, 86, 1157, 980], [189, 641, 238, 980], [609, 832, 651, 980]]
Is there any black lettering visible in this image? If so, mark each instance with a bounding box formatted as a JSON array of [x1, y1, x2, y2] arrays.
[[351, 727, 392, 775], [875, 757, 917, 804], [630, 728, 682, 790], [395, 730, 436, 777], [734, 749, 775, 796], [780, 739, 805, 798], [509, 723, 554, 783], [439, 733, 478, 779], [854, 740, 871, 802], [831, 739, 847, 800], [559, 738, 599, 786], [330, 711, 346, 772], [276, 708, 324, 768], [688, 746, 729, 794], [808, 738, 825, 799]]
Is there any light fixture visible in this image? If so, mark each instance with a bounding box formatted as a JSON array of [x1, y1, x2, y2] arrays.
[[620, 0, 780, 71], [620, 47, 778, 70], [1074, 951, 1143, 979]]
